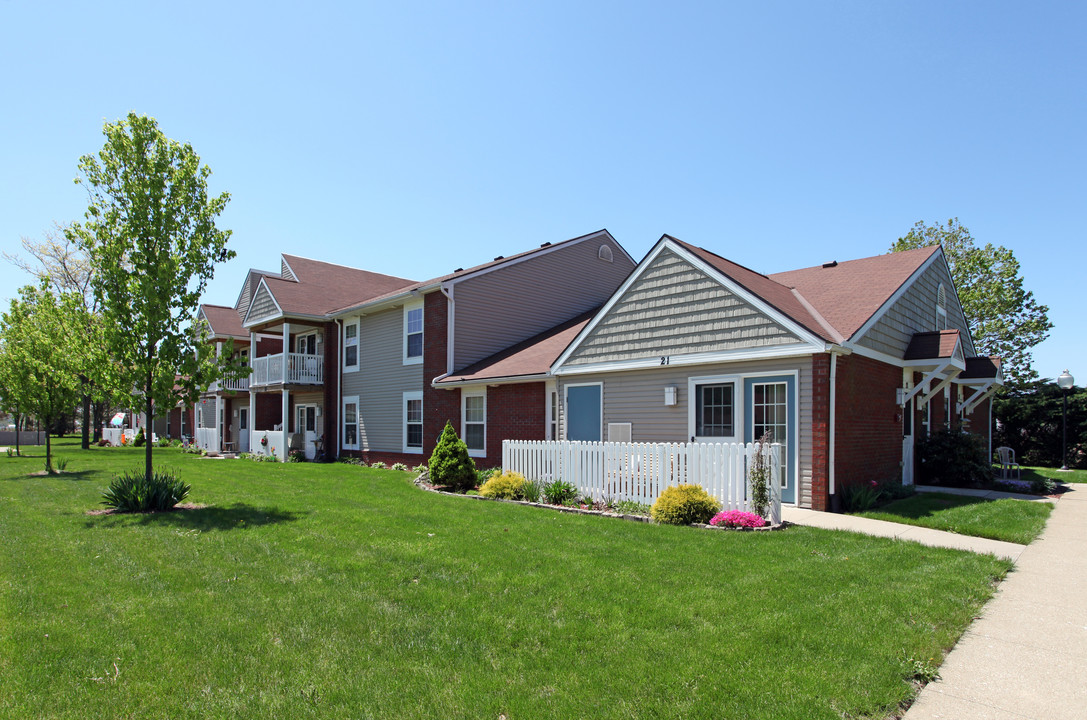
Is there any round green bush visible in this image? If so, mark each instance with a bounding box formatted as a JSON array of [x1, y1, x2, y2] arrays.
[[650, 484, 721, 525], [479, 471, 526, 499]]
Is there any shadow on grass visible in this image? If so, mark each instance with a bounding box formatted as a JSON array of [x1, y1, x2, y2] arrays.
[[869, 493, 990, 521], [0, 468, 98, 482], [86, 503, 309, 531]]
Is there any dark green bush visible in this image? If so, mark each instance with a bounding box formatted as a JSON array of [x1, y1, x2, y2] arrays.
[[428, 422, 476, 491], [101, 470, 191, 512], [840, 480, 882, 512], [650, 484, 721, 525], [133, 428, 145, 447], [915, 429, 990, 487]]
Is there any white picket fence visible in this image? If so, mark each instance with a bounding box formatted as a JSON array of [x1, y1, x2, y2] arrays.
[[196, 428, 218, 453], [502, 439, 782, 523]]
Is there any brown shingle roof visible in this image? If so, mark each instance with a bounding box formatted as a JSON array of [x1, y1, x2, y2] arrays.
[[200, 304, 247, 338], [435, 312, 595, 384], [961, 356, 1002, 380], [769, 245, 940, 341], [256, 255, 417, 320], [904, 330, 961, 361], [668, 237, 835, 342]]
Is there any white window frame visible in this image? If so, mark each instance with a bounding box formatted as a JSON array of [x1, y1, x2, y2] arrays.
[[403, 390, 423, 453], [342, 395, 359, 451], [687, 375, 742, 443], [295, 330, 319, 356], [461, 387, 487, 458], [403, 302, 423, 365], [545, 381, 558, 441], [343, 318, 359, 372], [562, 381, 603, 441]]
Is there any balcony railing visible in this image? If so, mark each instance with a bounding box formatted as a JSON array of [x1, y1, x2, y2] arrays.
[[209, 376, 251, 393], [251, 352, 324, 387]]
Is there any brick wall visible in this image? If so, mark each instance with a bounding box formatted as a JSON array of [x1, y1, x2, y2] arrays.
[[481, 382, 546, 468], [834, 353, 904, 491], [810, 354, 830, 511], [423, 291, 459, 457]]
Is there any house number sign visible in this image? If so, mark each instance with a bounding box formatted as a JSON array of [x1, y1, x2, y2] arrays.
[[660, 356, 671, 365]]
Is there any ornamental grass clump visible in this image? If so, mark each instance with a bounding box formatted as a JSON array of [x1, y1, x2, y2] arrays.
[[101, 469, 191, 512], [428, 422, 476, 491], [479, 470, 526, 500], [710, 510, 767, 528], [650, 484, 721, 525]]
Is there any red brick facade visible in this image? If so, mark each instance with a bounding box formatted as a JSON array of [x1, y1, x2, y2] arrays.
[[833, 353, 905, 492], [423, 291, 459, 458], [810, 354, 831, 511]]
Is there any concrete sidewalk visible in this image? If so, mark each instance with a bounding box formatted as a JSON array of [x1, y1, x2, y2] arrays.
[[904, 482, 1086, 719]]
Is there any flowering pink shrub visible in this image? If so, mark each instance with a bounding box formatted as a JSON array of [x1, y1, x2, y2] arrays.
[[709, 510, 767, 528]]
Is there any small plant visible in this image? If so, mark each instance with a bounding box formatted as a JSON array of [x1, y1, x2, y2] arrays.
[[370, 461, 387, 469], [101, 470, 191, 512], [55, 458, 69, 472], [748, 432, 773, 517], [476, 467, 501, 485], [157, 437, 172, 448], [520, 479, 543, 503], [840, 480, 882, 512], [412, 464, 427, 473], [1029, 475, 1056, 494], [5, 448, 13, 458], [479, 471, 526, 500], [427, 422, 477, 491], [391, 462, 408, 471], [543, 479, 578, 505], [907, 656, 941, 684], [710, 510, 767, 528], [133, 428, 145, 447], [651, 484, 721, 525], [288, 450, 305, 463], [611, 499, 652, 516]]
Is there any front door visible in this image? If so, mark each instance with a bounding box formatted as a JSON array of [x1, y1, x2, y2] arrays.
[[239, 408, 250, 453], [565, 384, 602, 441], [296, 405, 318, 460], [902, 397, 914, 485], [744, 376, 796, 504]]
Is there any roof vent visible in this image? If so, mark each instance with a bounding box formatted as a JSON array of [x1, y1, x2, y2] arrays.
[[598, 244, 614, 262], [822, 260, 838, 268], [540, 241, 551, 247], [493, 256, 504, 261], [454, 268, 463, 273]]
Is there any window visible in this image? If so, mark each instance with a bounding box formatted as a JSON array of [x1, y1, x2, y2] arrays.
[[240, 348, 249, 366], [404, 302, 423, 364], [549, 389, 558, 440], [695, 383, 735, 438], [462, 390, 486, 457], [296, 332, 318, 355], [342, 396, 359, 450], [343, 320, 358, 371], [404, 391, 423, 453]]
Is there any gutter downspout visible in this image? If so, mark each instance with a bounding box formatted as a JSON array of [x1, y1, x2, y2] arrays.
[[829, 351, 837, 499], [336, 317, 343, 461], [440, 283, 455, 375]]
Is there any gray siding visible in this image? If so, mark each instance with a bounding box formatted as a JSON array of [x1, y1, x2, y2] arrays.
[[281, 258, 296, 281], [558, 355, 815, 507], [564, 248, 801, 367], [341, 305, 423, 452], [857, 260, 975, 358], [451, 236, 635, 370], [247, 283, 279, 324]]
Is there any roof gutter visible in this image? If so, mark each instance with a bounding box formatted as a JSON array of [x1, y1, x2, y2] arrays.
[[432, 373, 550, 389]]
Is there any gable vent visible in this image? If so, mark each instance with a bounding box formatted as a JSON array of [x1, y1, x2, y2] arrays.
[[599, 244, 614, 262], [822, 260, 838, 268]]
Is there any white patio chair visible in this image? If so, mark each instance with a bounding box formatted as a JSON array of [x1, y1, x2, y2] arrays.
[[995, 446, 1021, 481]]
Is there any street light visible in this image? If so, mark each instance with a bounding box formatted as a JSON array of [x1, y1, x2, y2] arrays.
[[1057, 370, 1075, 471]]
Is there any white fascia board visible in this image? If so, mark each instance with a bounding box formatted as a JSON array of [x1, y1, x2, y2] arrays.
[[551, 237, 826, 374], [242, 277, 283, 328], [845, 343, 905, 367], [554, 343, 821, 377], [850, 248, 942, 345], [433, 373, 550, 389], [445, 230, 626, 287]]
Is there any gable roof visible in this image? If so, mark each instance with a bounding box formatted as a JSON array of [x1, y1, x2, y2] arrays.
[[769, 245, 941, 342], [199, 304, 248, 339], [904, 330, 962, 361], [960, 356, 1002, 381], [434, 311, 595, 386], [244, 255, 417, 325], [329, 229, 629, 317]]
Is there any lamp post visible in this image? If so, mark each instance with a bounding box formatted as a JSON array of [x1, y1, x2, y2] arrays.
[[1057, 370, 1074, 471]]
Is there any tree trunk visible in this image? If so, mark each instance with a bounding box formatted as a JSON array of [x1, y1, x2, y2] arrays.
[[145, 371, 154, 482], [81, 389, 91, 450], [44, 415, 53, 474], [14, 407, 20, 457]]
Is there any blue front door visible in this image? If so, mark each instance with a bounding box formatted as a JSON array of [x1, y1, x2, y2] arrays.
[[566, 384, 602, 441], [744, 375, 796, 503]]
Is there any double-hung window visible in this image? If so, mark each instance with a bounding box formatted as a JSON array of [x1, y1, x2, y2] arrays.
[[343, 320, 359, 371], [688, 377, 738, 442], [462, 390, 486, 457], [343, 396, 359, 450], [404, 391, 423, 453], [404, 302, 423, 364]]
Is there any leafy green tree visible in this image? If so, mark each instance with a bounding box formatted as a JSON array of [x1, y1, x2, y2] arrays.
[[890, 218, 1052, 385], [995, 379, 1086, 468], [0, 286, 87, 472], [70, 113, 242, 481], [428, 421, 477, 491]]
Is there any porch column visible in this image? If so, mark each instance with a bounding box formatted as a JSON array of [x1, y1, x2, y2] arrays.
[[282, 322, 290, 384], [281, 387, 289, 463], [215, 341, 222, 452], [249, 389, 256, 455]]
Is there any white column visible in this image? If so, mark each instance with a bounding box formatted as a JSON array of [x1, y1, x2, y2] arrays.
[[281, 322, 290, 461]]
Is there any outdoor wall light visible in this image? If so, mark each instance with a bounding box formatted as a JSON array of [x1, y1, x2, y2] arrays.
[[664, 386, 678, 406], [1057, 370, 1074, 471]]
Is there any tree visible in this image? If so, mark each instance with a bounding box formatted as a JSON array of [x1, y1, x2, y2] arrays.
[[71, 113, 240, 481], [994, 379, 1086, 468], [427, 422, 477, 490], [0, 286, 87, 472], [890, 219, 1052, 386]]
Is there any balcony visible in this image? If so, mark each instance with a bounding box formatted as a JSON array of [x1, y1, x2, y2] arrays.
[[208, 376, 251, 393], [251, 352, 324, 388]]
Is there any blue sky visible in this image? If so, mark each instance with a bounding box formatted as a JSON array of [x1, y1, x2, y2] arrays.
[[2, 1, 1083, 383]]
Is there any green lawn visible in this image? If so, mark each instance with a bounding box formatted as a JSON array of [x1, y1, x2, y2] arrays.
[[2, 439, 1010, 720], [1023, 465, 1087, 484], [853, 492, 1052, 545]]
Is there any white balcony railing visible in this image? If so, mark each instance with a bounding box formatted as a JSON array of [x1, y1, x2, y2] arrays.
[[251, 352, 324, 387], [209, 376, 251, 393]]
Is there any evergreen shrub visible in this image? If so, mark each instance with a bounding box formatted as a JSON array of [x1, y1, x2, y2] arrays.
[[428, 422, 476, 491]]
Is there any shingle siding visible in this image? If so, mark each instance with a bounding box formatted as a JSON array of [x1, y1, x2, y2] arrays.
[[340, 305, 423, 452], [451, 237, 634, 371], [857, 260, 975, 357], [563, 249, 802, 367], [247, 284, 279, 324]]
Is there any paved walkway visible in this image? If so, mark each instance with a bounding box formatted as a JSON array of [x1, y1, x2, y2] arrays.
[[785, 483, 1085, 719]]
